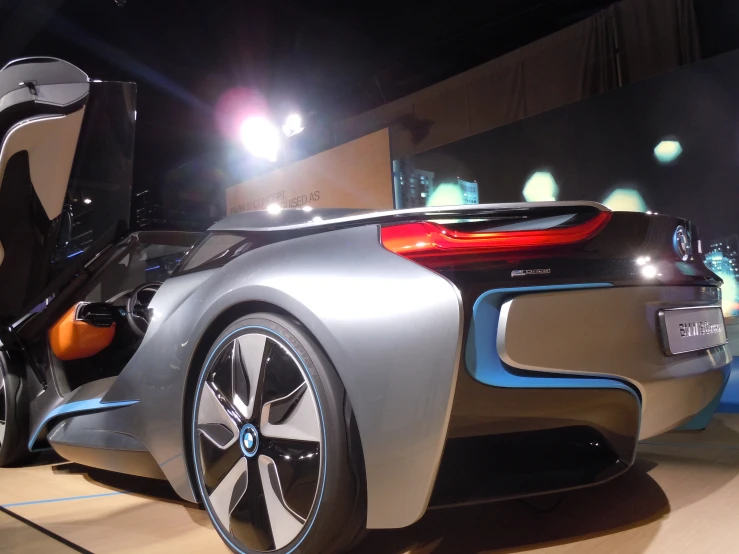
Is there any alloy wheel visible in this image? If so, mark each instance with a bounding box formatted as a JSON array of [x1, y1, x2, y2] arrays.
[[194, 331, 323, 552], [0, 372, 5, 447]]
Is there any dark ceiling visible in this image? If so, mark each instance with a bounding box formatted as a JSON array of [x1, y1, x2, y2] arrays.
[[3, 0, 729, 195]]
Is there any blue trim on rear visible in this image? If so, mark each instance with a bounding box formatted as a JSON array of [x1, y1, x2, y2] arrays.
[[29, 399, 138, 451], [677, 367, 731, 430], [466, 283, 639, 399]]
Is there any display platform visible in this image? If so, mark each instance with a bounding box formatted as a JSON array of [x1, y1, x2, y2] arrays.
[[1, 414, 739, 553]]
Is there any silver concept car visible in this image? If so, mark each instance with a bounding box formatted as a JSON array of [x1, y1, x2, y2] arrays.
[[0, 58, 733, 554]]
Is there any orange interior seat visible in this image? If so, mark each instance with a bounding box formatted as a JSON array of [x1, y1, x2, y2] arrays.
[[49, 302, 116, 361]]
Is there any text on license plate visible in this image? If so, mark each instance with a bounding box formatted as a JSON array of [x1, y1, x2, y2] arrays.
[[658, 306, 727, 356]]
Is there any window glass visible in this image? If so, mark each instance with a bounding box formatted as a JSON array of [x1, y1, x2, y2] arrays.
[[179, 233, 248, 273]]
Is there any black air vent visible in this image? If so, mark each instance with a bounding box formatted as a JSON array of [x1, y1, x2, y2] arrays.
[[76, 302, 114, 327]]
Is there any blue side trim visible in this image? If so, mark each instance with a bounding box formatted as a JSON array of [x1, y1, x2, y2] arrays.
[[677, 367, 731, 430], [2, 492, 123, 508], [466, 283, 638, 398], [29, 399, 138, 451]]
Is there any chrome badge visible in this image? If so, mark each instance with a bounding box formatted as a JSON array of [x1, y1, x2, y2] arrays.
[[512, 269, 551, 277], [673, 226, 690, 261]]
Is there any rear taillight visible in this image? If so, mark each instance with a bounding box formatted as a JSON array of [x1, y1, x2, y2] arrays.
[[380, 211, 611, 268]]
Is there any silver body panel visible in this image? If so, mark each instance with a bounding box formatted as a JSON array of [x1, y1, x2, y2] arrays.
[[97, 225, 463, 529], [498, 286, 731, 439], [210, 200, 608, 233], [22, 205, 732, 530]]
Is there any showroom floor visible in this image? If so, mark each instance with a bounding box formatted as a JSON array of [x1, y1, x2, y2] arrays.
[[2, 415, 739, 554]]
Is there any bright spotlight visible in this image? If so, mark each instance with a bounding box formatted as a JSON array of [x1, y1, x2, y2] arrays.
[[523, 171, 559, 202], [282, 113, 304, 137], [641, 265, 658, 279], [427, 183, 464, 207], [302, 206, 313, 212], [83, 198, 92, 205], [602, 188, 647, 212], [240, 116, 280, 162], [266, 203, 282, 214], [654, 140, 682, 164]]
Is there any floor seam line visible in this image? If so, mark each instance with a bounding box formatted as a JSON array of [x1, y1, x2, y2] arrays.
[[2, 491, 124, 508], [0, 505, 94, 554]]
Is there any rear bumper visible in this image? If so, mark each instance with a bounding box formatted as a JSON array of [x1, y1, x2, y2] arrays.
[[435, 367, 639, 507], [494, 285, 731, 439], [438, 284, 731, 507]]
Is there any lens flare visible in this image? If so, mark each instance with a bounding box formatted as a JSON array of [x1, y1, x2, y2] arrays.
[[523, 171, 559, 202], [654, 140, 682, 164], [427, 183, 464, 207], [602, 188, 647, 212]]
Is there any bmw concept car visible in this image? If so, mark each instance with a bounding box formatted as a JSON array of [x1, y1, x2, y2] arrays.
[[0, 58, 733, 554]]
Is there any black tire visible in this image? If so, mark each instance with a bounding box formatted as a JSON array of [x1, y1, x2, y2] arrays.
[[0, 352, 33, 467], [190, 313, 366, 554]]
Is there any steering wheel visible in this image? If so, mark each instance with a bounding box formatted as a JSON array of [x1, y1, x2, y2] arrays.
[[126, 282, 162, 338]]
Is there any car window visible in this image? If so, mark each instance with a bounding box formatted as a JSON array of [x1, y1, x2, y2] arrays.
[[178, 233, 251, 273]]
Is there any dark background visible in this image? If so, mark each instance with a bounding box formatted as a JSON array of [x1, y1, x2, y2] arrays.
[[401, 48, 739, 243], [3, 0, 739, 229]]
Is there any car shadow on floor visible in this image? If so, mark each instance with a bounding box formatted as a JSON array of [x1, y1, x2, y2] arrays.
[[350, 458, 668, 554], [51, 462, 187, 505], [48, 456, 669, 553]]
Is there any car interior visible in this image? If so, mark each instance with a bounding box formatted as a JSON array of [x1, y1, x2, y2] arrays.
[[37, 232, 200, 394]]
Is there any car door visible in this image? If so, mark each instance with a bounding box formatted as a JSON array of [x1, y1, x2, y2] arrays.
[[0, 57, 136, 324]]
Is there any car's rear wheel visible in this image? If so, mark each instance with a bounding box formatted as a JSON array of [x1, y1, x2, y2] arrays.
[[190, 313, 366, 554], [0, 352, 33, 467]]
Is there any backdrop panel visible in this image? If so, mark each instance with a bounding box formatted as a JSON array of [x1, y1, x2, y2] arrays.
[[226, 129, 393, 214]]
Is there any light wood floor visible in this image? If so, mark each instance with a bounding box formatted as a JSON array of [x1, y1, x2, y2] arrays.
[[2, 415, 739, 553]]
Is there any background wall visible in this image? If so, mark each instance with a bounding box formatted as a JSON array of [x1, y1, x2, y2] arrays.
[[333, 0, 701, 159]]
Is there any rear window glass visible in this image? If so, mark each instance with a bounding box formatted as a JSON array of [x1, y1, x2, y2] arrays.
[[179, 233, 250, 273]]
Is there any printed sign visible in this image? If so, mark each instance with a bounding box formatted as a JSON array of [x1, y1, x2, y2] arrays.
[[226, 129, 393, 215]]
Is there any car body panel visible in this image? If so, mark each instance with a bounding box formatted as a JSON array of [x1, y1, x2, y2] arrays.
[[13, 207, 732, 531], [100, 224, 464, 528], [4, 57, 734, 543], [496, 285, 730, 438]]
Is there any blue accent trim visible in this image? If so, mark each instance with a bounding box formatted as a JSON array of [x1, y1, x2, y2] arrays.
[[677, 366, 731, 430], [466, 283, 638, 398], [145, 265, 161, 271], [2, 492, 123, 508], [239, 423, 259, 458], [192, 325, 327, 554], [66, 250, 84, 259], [29, 399, 138, 451], [160, 453, 182, 467]]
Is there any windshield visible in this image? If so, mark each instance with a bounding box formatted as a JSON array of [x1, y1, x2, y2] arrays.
[[84, 232, 199, 303]]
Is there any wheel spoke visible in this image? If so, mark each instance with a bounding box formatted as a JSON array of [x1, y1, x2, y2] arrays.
[[261, 383, 321, 443], [0, 377, 5, 444], [234, 334, 267, 420], [260, 438, 321, 519], [198, 384, 240, 449], [258, 455, 305, 549], [196, 332, 323, 553], [210, 456, 248, 531]]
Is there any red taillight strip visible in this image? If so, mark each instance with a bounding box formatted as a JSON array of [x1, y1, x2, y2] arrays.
[[381, 211, 611, 258]]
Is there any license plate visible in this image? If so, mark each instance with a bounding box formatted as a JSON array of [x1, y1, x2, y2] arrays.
[[658, 306, 727, 356]]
